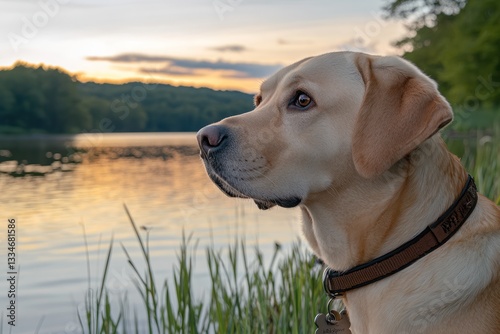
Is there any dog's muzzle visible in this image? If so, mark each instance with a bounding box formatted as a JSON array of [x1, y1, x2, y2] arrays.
[[197, 124, 301, 210]]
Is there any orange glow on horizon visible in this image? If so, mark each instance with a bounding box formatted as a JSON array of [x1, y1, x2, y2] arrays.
[[1, 60, 262, 93], [77, 72, 262, 93]]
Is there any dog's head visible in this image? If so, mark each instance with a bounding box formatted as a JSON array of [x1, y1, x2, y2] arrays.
[[197, 52, 452, 210]]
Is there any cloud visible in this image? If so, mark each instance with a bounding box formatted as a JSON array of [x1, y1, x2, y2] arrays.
[[86, 54, 172, 62], [87, 53, 282, 79], [140, 66, 196, 76], [210, 45, 248, 53], [276, 38, 313, 45]]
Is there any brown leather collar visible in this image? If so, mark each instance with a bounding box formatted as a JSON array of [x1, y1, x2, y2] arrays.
[[323, 175, 478, 298]]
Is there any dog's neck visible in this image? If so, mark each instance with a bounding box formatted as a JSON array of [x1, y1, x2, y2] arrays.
[[301, 134, 468, 271]]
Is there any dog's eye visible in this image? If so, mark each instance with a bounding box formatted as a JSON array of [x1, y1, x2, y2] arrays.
[[293, 92, 312, 109]]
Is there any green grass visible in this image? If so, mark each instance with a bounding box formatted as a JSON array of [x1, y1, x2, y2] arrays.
[[78, 205, 326, 334], [462, 134, 500, 204], [445, 128, 500, 204]]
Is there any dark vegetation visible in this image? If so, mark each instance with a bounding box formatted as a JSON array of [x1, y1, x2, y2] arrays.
[[385, 0, 500, 131], [0, 64, 253, 134]]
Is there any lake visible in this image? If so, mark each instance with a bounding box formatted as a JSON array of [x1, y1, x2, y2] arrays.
[[0, 133, 302, 333]]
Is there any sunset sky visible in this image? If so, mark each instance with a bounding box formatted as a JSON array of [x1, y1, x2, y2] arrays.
[[1, 0, 407, 93]]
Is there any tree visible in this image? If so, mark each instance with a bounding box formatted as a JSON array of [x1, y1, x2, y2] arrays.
[[383, 0, 466, 28], [385, 0, 500, 110], [0, 63, 92, 134]]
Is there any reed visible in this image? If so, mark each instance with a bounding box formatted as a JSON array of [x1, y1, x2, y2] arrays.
[[77, 205, 326, 334]]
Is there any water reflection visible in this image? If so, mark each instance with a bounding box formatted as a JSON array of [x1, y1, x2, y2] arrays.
[[0, 133, 300, 333], [0, 133, 198, 176], [0, 136, 77, 176]]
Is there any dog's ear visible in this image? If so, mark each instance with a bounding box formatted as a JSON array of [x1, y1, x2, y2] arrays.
[[352, 54, 453, 178]]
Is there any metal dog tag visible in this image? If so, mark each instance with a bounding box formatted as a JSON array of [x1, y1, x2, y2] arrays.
[[314, 309, 351, 334]]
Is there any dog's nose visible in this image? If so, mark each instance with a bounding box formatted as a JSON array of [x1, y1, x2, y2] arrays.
[[197, 125, 229, 155]]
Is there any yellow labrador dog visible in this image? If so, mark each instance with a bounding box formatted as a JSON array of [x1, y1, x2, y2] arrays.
[[197, 52, 500, 333]]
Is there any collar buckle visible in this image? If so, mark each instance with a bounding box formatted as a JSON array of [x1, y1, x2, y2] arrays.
[[322, 267, 343, 299]]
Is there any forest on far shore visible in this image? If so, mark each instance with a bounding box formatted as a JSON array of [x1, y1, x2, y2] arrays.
[[0, 63, 254, 134]]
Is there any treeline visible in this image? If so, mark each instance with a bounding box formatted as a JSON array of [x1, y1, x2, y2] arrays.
[[386, 0, 500, 111], [0, 63, 254, 134]]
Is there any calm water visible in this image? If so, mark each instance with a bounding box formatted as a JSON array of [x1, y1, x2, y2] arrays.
[[0, 133, 301, 333]]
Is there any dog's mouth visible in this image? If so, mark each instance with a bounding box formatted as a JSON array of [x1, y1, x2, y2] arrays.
[[202, 158, 301, 210]]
